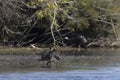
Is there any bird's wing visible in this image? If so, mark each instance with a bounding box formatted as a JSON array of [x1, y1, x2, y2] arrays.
[[53, 54, 60, 60]]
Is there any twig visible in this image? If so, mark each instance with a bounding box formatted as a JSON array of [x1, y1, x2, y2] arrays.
[[111, 19, 118, 41], [50, 7, 57, 46]]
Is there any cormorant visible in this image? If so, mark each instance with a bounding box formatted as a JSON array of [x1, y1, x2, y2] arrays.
[[39, 48, 60, 65]]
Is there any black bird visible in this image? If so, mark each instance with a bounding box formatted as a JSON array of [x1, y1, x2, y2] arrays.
[[39, 48, 60, 65], [64, 34, 88, 49]]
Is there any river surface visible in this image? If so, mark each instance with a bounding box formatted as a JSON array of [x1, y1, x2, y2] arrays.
[[0, 48, 120, 80]]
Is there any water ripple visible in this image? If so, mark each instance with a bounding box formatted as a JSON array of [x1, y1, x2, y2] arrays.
[[0, 67, 120, 80]]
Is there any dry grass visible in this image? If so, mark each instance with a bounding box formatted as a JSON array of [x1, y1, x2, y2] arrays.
[[0, 46, 85, 55], [0, 47, 47, 55]]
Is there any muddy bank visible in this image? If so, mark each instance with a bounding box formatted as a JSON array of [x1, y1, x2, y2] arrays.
[[0, 47, 87, 55], [0, 48, 120, 69], [0, 47, 87, 69], [0, 47, 83, 68]]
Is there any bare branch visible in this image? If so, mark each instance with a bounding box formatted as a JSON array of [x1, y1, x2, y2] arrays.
[[111, 19, 119, 41], [50, 7, 57, 46]]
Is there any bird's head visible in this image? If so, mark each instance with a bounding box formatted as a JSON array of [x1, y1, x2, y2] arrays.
[[80, 35, 87, 43]]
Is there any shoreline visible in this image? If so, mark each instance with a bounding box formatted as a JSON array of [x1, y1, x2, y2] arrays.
[[0, 47, 119, 69], [0, 46, 119, 55]]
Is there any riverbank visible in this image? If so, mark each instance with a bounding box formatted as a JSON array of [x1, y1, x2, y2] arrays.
[[0, 46, 87, 69], [0, 46, 87, 55], [0, 47, 120, 69], [0, 45, 119, 55]]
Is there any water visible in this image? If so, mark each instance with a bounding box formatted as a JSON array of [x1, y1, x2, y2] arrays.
[[0, 48, 120, 80], [0, 67, 120, 80]]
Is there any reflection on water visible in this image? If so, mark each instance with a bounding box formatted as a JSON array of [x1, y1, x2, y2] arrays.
[[0, 48, 120, 80]]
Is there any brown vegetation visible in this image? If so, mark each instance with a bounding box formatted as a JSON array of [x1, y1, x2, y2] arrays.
[[0, 0, 120, 48]]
